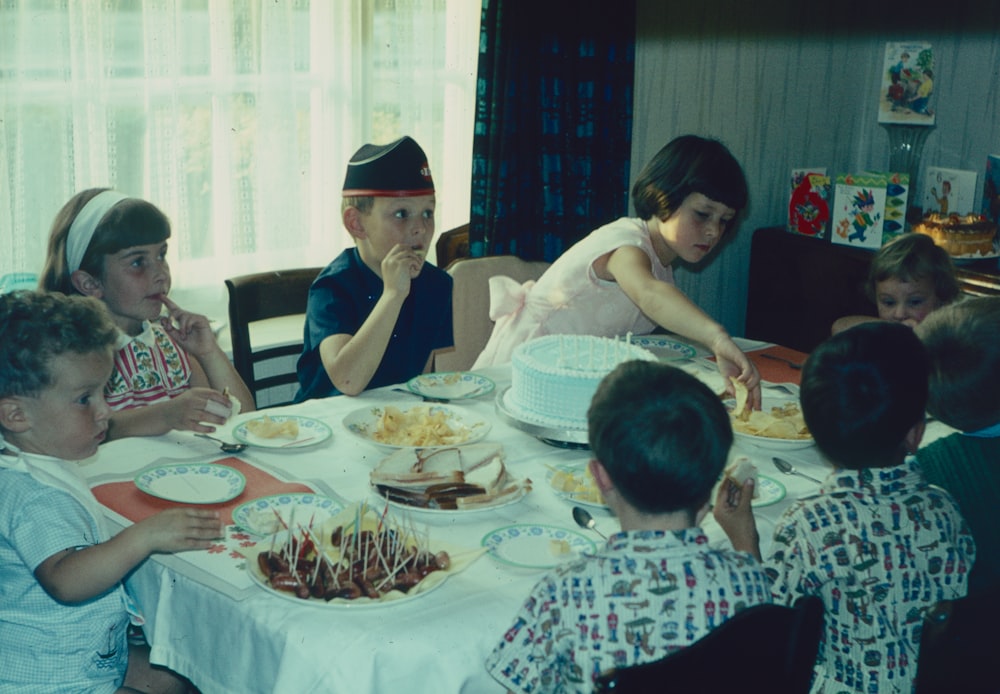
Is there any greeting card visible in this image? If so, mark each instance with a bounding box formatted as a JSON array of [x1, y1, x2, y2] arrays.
[[788, 168, 830, 238], [865, 170, 910, 243], [878, 41, 935, 125], [831, 174, 887, 250], [923, 167, 977, 216], [982, 154, 1000, 223]]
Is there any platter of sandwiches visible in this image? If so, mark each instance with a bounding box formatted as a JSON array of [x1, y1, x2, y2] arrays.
[[370, 443, 532, 513]]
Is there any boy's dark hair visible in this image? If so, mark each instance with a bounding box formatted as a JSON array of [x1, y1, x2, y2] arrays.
[[588, 360, 733, 515], [800, 322, 928, 469], [631, 134, 749, 222], [40, 188, 172, 295], [916, 296, 1000, 432], [0, 291, 118, 398], [866, 233, 960, 305]]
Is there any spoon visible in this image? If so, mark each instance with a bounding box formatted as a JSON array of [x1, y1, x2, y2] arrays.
[[771, 456, 823, 484], [572, 506, 607, 540], [195, 433, 248, 453]]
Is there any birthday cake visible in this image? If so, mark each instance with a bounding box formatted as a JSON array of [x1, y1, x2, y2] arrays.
[[504, 334, 657, 431], [913, 212, 998, 257]]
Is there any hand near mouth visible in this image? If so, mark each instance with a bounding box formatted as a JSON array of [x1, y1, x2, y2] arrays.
[[157, 294, 218, 356]]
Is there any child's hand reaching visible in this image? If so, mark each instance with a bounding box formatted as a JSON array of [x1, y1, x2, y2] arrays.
[[135, 508, 225, 553], [158, 294, 219, 357], [711, 334, 762, 410], [35, 508, 224, 604]]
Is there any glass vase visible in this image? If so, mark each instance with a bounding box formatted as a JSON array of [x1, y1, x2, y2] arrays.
[[880, 123, 934, 225]]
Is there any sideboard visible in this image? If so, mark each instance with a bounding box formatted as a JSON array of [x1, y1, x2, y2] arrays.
[[744, 226, 1000, 353]]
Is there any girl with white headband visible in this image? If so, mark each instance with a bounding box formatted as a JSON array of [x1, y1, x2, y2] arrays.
[[39, 188, 254, 439]]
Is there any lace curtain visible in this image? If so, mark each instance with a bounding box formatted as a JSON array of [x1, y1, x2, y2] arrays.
[[0, 0, 479, 305]]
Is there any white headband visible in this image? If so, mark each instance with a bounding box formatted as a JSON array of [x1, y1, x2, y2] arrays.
[[66, 190, 130, 273]]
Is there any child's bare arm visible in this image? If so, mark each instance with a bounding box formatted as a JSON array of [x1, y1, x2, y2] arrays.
[[319, 245, 417, 395], [607, 245, 762, 406], [158, 296, 255, 412], [105, 387, 237, 438], [33, 508, 222, 604]]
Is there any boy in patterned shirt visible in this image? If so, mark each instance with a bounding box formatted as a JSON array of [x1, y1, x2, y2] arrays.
[[486, 361, 773, 694], [715, 322, 975, 693]]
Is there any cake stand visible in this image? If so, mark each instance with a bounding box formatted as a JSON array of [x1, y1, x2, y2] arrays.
[[494, 387, 590, 449]]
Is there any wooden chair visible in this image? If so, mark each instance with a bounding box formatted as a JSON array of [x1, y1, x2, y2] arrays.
[[435, 223, 470, 269], [593, 596, 825, 694], [916, 585, 1000, 694], [225, 267, 321, 408], [434, 255, 550, 372]]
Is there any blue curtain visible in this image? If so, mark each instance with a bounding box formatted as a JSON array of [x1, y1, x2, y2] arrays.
[[469, 0, 637, 261]]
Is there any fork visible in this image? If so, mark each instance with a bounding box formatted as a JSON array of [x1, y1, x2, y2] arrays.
[[390, 388, 449, 403]]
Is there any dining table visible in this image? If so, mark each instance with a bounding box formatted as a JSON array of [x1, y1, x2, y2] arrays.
[[79, 338, 955, 694]]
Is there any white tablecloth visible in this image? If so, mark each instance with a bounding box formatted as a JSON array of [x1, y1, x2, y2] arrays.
[[80, 358, 948, 694]]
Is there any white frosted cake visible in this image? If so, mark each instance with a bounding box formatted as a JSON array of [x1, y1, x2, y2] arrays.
[[504, 334, 657, 430]]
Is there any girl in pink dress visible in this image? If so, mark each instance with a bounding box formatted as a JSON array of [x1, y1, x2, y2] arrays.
[[474, 135, 761, 405]]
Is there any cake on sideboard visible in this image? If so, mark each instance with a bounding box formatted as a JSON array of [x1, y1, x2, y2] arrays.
[[744, 227, 1000, 353], [912, 212, 998, 258]]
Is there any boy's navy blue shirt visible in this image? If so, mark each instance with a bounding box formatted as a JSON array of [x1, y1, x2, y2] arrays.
[[294, 248, 453, 401]]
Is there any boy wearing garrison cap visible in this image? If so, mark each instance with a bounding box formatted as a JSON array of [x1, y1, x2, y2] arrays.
[[295, 136, 453, 400]]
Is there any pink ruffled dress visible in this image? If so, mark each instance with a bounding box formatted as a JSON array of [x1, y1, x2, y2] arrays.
[[473, 217, 673, 367]]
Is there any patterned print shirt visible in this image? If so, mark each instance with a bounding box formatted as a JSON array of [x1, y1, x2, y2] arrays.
[[105, 323, 193, 410], [764, 458, 976, 693], [486, 527, 772, 694]]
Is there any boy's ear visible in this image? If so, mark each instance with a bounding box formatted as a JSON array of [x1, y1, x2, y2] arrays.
[[588, 459, 615, 493], [70, 270, 104, 299], [343, 206, 367, 240], [904, 418, 927, 455], [0, 397, 31, 434]]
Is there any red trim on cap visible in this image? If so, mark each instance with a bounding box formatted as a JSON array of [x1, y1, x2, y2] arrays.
[[342, 188, 435, 197]]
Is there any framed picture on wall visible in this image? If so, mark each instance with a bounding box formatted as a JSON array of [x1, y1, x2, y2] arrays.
[[878, 42, 935, 125]]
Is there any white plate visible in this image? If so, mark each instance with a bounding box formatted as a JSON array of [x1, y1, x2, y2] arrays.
[[232, 415, 333, 449], [246, 531, 456, 610], [628, 336, 697, 360], [546, 462, 609, 511], [246, 542, 449, 609], [729, 397, 814, 450], [481, 524, 597, 570], [950, 251, 1000, 266], [135, 463, 246, 504], [405, 372, 496, 400], [342, 404, 491, 452], [232, 494, 345, 536], [753, 475, 786, 507]]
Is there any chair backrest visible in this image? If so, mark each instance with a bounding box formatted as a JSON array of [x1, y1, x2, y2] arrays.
[[434, 255, 550, 373], [593, 596, 825, 694], [225, 267, 321, 408], [916, 585, 1000, 694], [435, 223, 470, 269]]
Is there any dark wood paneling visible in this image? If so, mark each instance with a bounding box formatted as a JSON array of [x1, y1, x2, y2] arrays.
[[745, 227, 1000, 353]]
